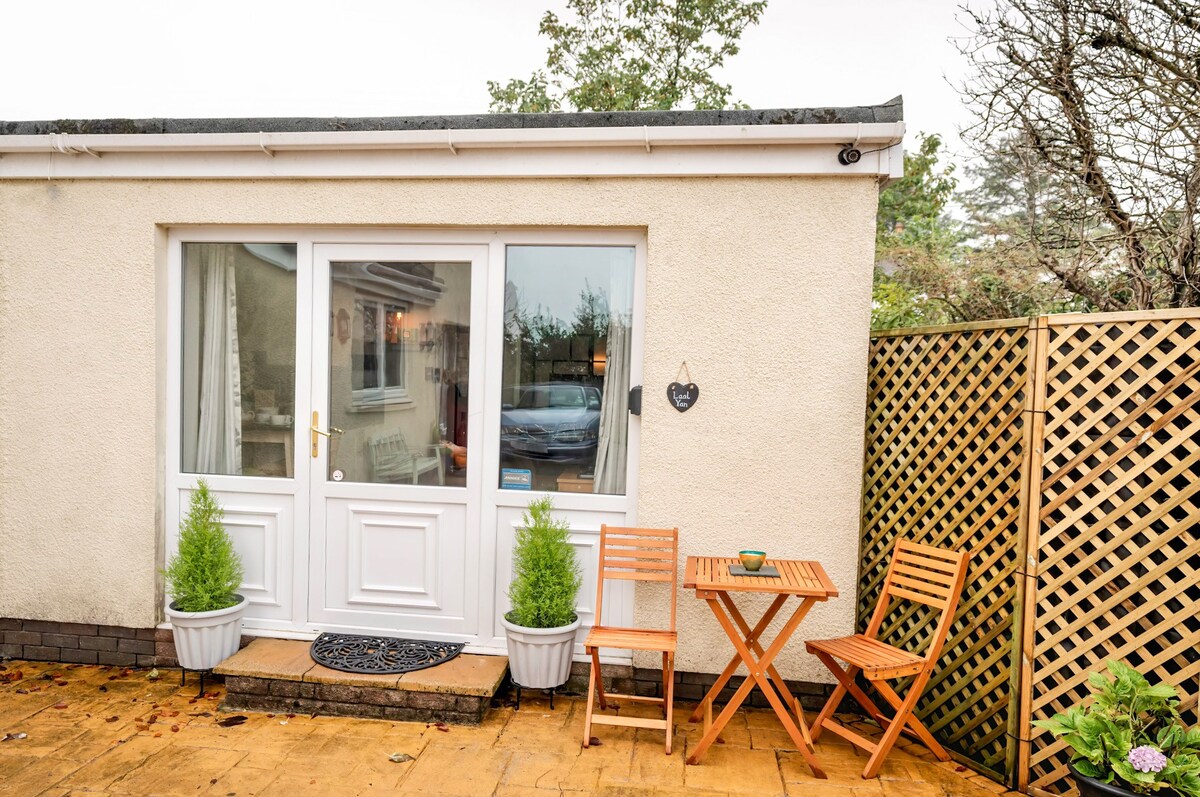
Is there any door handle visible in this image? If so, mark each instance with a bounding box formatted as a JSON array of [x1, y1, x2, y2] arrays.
[[310, 411, 344, 457]]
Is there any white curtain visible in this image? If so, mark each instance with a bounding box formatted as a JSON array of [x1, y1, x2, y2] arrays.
[[594, 316, 631, 494], [195, 246, 243, 474]]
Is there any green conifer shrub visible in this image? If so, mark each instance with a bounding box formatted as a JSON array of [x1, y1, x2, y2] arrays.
[[506, 497, 581, 628], [164, 480, 244, 613]]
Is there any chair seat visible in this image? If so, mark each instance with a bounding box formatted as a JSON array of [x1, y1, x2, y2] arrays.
[[585, 626, 677, 652], [806, 634, 925, 679]]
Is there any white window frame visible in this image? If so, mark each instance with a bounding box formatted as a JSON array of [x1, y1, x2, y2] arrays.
[[349, 296, 411, 409]]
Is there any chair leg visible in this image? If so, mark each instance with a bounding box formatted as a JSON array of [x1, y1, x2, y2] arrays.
[[664, 652, 675, 756], [875, 678, 950, 761], [661, 651, 670, 718], [583, 648, 597, 748], [590, 648, 608, 711], [862, 676, 926, 779]]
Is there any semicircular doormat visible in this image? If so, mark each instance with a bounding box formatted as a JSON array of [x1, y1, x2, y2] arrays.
[[310, 632, 464, 675]]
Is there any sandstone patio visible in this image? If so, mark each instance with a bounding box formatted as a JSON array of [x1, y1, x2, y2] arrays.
[[0, 659, 1016, 797]]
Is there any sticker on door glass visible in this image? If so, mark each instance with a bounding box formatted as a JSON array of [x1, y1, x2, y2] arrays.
[[500, 468, 532, 490], [332, 469, 345, 482]]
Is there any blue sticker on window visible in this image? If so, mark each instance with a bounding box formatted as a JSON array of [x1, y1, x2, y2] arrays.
[[501, 468, 533, 490]]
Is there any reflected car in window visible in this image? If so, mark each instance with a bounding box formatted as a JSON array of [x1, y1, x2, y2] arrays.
[[500, 382, 602, 462]]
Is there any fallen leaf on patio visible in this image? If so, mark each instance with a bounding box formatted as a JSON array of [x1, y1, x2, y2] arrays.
[[388, 753, 414, 763], [147, 715, 157, 725], [170, 725, 180, 732], [135, 724, 149, 732], [55, 680, 67, 687], [190, 711, 212, 718], [51, 702, 68, 710], [165, 710, 179, 717], [266, 713, 275, 718], [955, 765, 968, 772], [435, 723, 449, 732], [310, 712, 318, 719], [105, 716, 119, 723], [286, 713, 295, 719], [0, 670, 23, 683], [1, 733, 28, 742], [188, 698, 197, 704], [98, 685, 107, 692], [153, 732, 162, 738], [216, 715, 248, 727], [15, 689, 28, 694], [279, 720, 288, 726], [589, 737, 602, 746], [146, 669, 161, 681]]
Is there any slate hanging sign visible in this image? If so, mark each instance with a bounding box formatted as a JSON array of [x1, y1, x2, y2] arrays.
[[668, 362, 699, 412]]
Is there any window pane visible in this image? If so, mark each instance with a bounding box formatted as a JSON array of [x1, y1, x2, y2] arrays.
[[181, 243, 297, 477], [329, 261, 471, 485], [500, 246, 634, 495]]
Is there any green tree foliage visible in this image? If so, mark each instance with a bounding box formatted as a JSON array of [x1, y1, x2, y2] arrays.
[[507, 497, 582, 628], [488, 0, 767, 113], [163, 480, 244, 613], [872, 134, 958, 329]]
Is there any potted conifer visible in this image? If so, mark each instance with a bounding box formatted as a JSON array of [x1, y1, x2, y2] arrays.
[[163, 480, 247, 671], [501, 497, 582, 690]]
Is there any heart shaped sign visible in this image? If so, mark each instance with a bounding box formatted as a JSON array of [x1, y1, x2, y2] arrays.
[[667, 382, 699, 412]]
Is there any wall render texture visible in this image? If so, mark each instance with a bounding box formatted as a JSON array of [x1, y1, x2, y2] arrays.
[[0, 176, 877, 683]]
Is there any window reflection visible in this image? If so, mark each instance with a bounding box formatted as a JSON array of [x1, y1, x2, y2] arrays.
[[328, 261, 471, 486], [500, 246, 634, 495]]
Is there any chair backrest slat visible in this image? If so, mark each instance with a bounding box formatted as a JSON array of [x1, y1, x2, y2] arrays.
[[864, 539, 970, 657], [595, 524, 679, 631]]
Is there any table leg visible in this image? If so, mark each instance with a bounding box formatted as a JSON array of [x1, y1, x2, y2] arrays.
[[688, 594, 788, 723], [687, 595, 826, 778], [716, 591, 809, 735]]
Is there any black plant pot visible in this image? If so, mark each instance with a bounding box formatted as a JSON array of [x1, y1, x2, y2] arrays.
[[1069, 764, 1180, 797]]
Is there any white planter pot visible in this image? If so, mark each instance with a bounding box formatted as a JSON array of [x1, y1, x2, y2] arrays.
[[165, 595, 247, 671], [501, 613, 581, 690]]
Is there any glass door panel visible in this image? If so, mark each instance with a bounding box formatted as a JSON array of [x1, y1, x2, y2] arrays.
[[326, 260, 472, 486]]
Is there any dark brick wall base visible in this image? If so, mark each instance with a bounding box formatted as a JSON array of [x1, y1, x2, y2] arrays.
[[223, 675, 488, 725], [0, 618, 252, 670], [0, 618, 159, 667], [561, 661, 834, 712]]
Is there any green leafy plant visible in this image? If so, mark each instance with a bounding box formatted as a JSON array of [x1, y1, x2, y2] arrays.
[[506, 497, 581, 628], [1034, 660, 1200, 796], [163, 480, 244, 613]]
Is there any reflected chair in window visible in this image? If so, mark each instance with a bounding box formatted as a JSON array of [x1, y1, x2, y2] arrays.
[[367, 429, 445, 485], [805, 540, 969, 779], [582, 525, 679, 755]]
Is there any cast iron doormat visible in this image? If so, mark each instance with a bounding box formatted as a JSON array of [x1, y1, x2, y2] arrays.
[[309, 632, 464, 675]]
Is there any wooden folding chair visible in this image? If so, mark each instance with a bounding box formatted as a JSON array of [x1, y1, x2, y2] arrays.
[[582, 525, 679, 754], [805, 540, 969, 779]]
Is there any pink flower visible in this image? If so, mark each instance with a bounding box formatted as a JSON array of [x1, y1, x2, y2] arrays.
[[1128, 746, 1167, 774]]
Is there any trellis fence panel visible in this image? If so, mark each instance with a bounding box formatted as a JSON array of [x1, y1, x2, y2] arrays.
[[859, 309, 1200, 795]]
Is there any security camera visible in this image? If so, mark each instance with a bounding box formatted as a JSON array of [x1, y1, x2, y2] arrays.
[[838, 146, 862, 166]]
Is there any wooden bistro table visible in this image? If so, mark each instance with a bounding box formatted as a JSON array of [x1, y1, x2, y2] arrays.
[[683, 556, 838, 776]]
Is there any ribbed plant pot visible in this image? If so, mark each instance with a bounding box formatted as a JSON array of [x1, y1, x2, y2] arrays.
[[165, 595, 247, 671], [501, 614, 581, 690], [1069, 764, 1179, 797]]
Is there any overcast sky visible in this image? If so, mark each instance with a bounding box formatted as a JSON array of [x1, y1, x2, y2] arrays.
[[2, 0, 980, 154]]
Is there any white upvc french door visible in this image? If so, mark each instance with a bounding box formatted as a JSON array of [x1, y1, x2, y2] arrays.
[[306, 244, 488, 640], [166, 228, 644, 656]]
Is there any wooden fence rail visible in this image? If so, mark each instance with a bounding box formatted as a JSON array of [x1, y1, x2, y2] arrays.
[[859, 309, 1200, 795]]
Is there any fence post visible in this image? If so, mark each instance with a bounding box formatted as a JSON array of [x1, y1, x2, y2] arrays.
[[1015, 315, 1049, 792]]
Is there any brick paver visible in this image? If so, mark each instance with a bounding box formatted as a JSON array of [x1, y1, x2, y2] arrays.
[[0, 659, 1017, 796]]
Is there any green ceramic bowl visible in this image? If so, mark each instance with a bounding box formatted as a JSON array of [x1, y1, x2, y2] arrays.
[[739, 550, 766, 571]]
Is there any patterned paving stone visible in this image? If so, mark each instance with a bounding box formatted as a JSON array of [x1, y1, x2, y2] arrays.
[[0, 658, 1020, 797]]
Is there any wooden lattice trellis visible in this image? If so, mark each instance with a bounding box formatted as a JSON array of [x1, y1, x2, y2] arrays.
[[859, 309, 1200, 794], [1020, 311, 1200, 796], [860, 318, 1032, 781]]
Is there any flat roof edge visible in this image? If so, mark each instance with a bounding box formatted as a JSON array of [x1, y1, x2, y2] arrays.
[[1, 97, 902, 136]]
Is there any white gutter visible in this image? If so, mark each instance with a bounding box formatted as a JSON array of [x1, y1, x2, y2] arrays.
[[0, 122, 905, 155], [0, 121, 906, 180]]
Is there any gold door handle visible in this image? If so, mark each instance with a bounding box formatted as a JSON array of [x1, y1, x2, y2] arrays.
[[310, 411, 344, 457]]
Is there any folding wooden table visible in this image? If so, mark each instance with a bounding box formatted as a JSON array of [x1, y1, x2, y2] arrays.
[[683, 556, 838, 776]]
